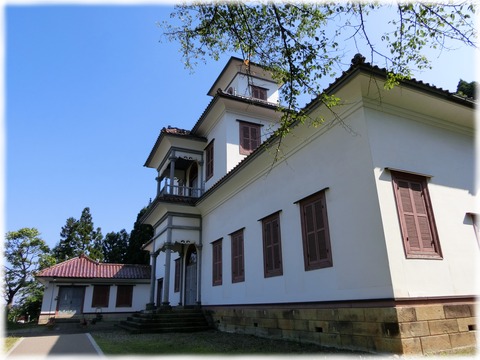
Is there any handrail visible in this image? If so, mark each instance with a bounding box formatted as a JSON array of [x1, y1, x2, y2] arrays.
[[159, 183, 202, 198]]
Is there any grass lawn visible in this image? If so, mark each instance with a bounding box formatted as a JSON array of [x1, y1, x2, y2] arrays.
[[4, 336, 20, 353], [92, 329, 354, 355]]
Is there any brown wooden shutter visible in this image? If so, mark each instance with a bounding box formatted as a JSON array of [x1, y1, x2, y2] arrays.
[[262, 213, 283, 277], [240, 122, 261, 155], [231, 230, 245, 283], [115, 285, 133, 307], [241, 125, 250, 152], [251, 126, 259, 150], [205, 141, 214, 180], [212, 239, 222, 285], [300, 190, 333, 270], [391, 171, 442, 259], [92, 285, 109, 308]]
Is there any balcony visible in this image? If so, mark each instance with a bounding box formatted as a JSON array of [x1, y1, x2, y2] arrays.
[[158, 178, 203, 198]]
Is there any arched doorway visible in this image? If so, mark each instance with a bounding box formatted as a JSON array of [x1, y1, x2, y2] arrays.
[[184, 245, 197, 306]]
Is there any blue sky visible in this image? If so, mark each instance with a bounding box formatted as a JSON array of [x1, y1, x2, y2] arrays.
[[5, 4, 477, 250]]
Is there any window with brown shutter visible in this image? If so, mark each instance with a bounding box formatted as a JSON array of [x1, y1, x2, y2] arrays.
[[239, 121, 261, 155], [205, 140, 214, 180], [92, 285, 110, 308], [231, 229, 245, 283], [212, 239, 222, 286], [115, 285, 133, 307], [251, 85, 267, 100], [174, 258, 180, 292], [299, 190, 333, 270], [262, 212, 283, 277], [391, 171, 442, 259]]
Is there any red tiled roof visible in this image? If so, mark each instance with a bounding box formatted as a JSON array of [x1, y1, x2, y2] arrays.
[[35, 254, 151, 280], [162, 126, 191, 135]]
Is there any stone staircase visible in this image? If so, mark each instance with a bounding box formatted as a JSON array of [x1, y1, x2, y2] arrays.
[[117, 308, 212, 334]]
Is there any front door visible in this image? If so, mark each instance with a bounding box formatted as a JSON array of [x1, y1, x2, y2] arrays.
[[57, 286, 85, 317], [184, 246, 197, 306]]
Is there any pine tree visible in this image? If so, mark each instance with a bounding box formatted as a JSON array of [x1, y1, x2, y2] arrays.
[[103, 229, 129, 263], [125, 207, 152, 264], [52, 207, 104, 262]]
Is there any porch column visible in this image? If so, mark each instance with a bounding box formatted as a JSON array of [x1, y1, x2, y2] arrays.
[[198, 160, 205, 194], [147, 251, 158, 310], [169, 157, 176, 195], [162, 216, 173, 307], [195, 244, 202, 307], [179, 246, 185, 306], [155, 176, 161, 195], [162, 243, 172, 307]]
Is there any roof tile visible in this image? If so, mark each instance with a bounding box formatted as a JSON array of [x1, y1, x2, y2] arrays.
[[36, 254, 151, 280]]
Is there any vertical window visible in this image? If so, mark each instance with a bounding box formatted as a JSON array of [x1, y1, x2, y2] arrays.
[[174, 258, 180, 293], [212, 239, 222, 286], [239, 121, 261, 155], [391, 171, 442, 259], [92, 285, 110, 308], [300, 190, 333, 270], [205, 140, 214, 180], [116, 285, 133, 307], [231, 229, 245, 283], [251, 85, 267, 100], [262, 212, 283, 277]]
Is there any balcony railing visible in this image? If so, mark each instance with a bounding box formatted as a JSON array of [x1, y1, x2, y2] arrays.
[[159, 182, 202, 198]]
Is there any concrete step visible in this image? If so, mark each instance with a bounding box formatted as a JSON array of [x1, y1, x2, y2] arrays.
[[119, 308, 212, 334]]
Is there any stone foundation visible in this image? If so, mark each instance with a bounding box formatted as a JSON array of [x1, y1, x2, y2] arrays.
[[204, 299, 477, 355], [37, 311, 138, 325]]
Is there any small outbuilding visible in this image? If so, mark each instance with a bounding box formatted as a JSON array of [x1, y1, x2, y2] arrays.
[[36, 254, 150, 324]]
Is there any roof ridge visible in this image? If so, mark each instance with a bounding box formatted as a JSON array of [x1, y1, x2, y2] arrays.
[[37, 255, 83, 274]]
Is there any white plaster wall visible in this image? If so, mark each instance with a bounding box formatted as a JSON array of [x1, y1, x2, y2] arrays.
[[83, 283, 150, 313], [39, 281, 149, 316], [366, 108, 478, 298], [172, 216, 201, 227], [171, 229, 200, 244], [199, 105, 394, 305], [154, 251, 182, 306], [155, 251, 167, 281], [204, 112, 227, 190], [224, 111, 280, 173]]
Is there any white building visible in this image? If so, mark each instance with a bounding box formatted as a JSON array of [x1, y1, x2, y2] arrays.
[[36, 254, 150, 324], [141, 56, 478, 354]]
